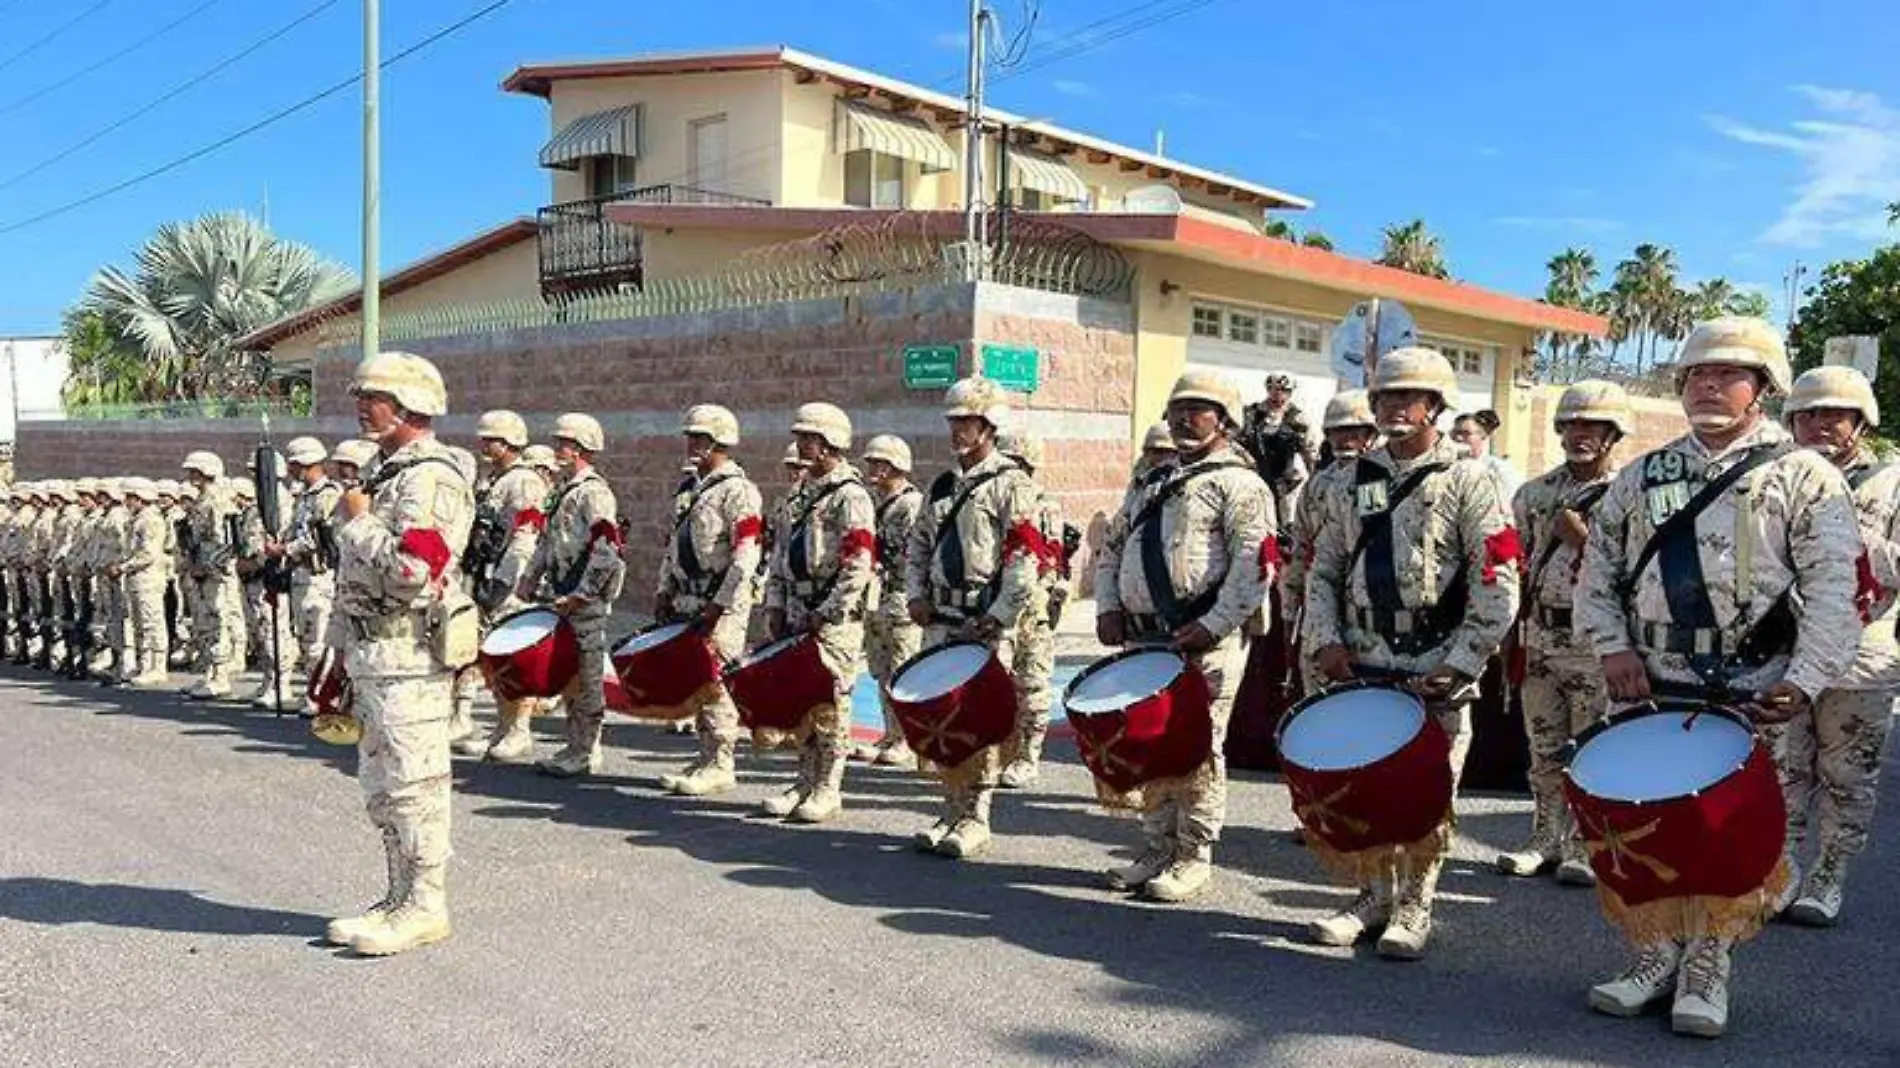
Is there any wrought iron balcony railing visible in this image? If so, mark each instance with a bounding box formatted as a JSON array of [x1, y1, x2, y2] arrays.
[[536, 184, 771, 297]]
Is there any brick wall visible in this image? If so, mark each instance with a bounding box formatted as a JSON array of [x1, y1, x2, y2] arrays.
[[1520, 388, 1688, 478]]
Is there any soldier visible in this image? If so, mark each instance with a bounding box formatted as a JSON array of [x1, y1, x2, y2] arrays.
[[0, 485, 16, 659], [157, 481, 193, 670], [996, 432, 1064, 790], [758, 403, 877, 823], [1283, 390, 1380, 695], [119, 479, 173, 686], [766, 442, 810, 558], [179, 453, 243, 700], [238, 456, 298, 709], [902, 377, 1042, 859], [518, 413, 625, 779], [1238, 371, 1314, 528], [853, 433, 922, 768], [1303, 347, 1522, 959], [31, 481, 69, 671], [453, 410, 552, 762], [1135, 421, 1178, 481], [1574, 318, 1859, 1037], [331, 439, 378, 487], [92, 479, 132, 684], [6, 484, 38, 662], [522, 444, 558, 481], [1497, 381, 1631, 885], [656, 405, 764, 795], [1094, 372, 1274, 901], [1767, 366, 1899, 928], [442, 445, 482, 747], [52, 480, 90, 678], [268, 438, 343, 691]]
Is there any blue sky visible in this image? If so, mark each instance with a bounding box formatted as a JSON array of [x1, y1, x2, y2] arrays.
[[0, 0, 1894, 336]]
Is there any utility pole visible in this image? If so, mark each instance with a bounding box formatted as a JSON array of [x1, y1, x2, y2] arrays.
[[962, 0, 989, 265], [1782, 261, 1806, 334], [361, 0, 381, 364]]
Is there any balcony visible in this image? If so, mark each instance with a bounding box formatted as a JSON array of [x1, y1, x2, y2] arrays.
[[536, 184, 771, 298]]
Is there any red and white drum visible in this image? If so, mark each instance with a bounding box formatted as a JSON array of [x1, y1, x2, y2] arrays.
[[1564, 701, 1786, 915], [611, 622, 721, 719], [479, 607, 580, 701], [1064, 648, 1212, 792], [1276, 682, 1453, 858], [888, 641, 1017, 769], [306, 647, 359, 746], [725, 635, 833, 733]]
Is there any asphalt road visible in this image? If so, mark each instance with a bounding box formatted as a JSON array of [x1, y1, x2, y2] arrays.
[[2, 666, 1897, 1068]]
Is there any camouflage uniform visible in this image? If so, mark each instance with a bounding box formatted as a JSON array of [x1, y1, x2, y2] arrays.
[[121, 483, 173, 685], [761, 441, 876, 822], [183, 477, 245, 698], [94, 487, 132, 680], [5, 494, 36, 660], [27, 489, 63, 667], [48, 490, 85, 673], [1095, 434, 1273, 900], [453, 457, 548, 761], [1286, 455, 1356, 696], [862, 478, 923, 761], [998, 449, 1062, 790], [238, 481, 299, 707]]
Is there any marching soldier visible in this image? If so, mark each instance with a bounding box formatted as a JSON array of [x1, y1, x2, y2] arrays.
[[270, 437, 343, 685], [27, 481, 63, 670], [902, 376, 1042, 859], [1767, 366, 1899, 928], [996, 432, 1063, 790], [159, 480, 194, 670], [1284, 390, 1380, 696], [443, 445, 481, 747], [6, 484, 38, 662], [180, 453, 242, 700], [1303, 347, 1522, 958], [518, 413, 625, 779], [854, 434, 922, 768], [1575, 318, 1859, 1037], [1094, 372, 1273, 901], [522, 444, 558, 481], [331, 439, 379, 487], [1497, 381, 1631, 885], [454, 410, 551, 762], [120, 479, 173, 686], [237, 457, 298, 709], [655, 405, 765, 796], [0, 486, 16, 659], [1238, 371, 1314, 529], [93, 479, 132, 683], [50, 480, 87, 677], [759, 403, 877, 823]]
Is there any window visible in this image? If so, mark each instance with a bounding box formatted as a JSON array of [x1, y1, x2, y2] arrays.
[[845, 150, 907, 208], [1461, 350, 1484, 375], [689, 115, 729, 192], [1294, 322, 1323, 353], [1262, 316, 1293, 349], [1191, 305, 1223, 338], [1014, 188, 1047, 211], [586, 155, 638, 199], [1227, 311, 1259, 345]]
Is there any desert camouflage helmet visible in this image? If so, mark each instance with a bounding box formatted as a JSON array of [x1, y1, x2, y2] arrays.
[[1141, 421, 1177, 453], [997, 431, 1046, 473], [284, 437, 327, 467], [1554, 379, 1634, 436], [475, 409, 529, 449], [790, 402, 853, 451], [944, 376, 1011, 427], [552, 412, 605, 453], [1166, 369, 1244, 426], [1322, 389, 1377, 430], [350, 350, 447, 416], [330, 439, 378, 471], [521, 444, 558, 472], [782, 442, 808, 468], [181, 451, 225, 479], [1370, 347, 1462, 410], [861, 434, 913, 473], [1785, 365, 1880, 428], [681, 404, 741, 448], [122, 477, 157, 501], [1675, 316, 1791, 396]]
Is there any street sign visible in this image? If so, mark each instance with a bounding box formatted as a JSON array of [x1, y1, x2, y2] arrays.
[[1330, 298, 1418, 387], [903, 344, 960, 390], [1824, 335, 1880, 382], [981, 343, 1040, 393]]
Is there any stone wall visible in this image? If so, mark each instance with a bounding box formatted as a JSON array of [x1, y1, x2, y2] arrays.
[[1519, 387, 1689, 479]]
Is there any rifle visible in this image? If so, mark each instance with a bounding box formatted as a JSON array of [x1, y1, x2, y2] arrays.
[[254, 422, 286, 715]]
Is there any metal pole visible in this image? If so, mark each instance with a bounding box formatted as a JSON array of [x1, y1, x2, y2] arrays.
[[962, 0, 987, 259], [361, 0, 381, 363], [995, 121, 1010, 249]]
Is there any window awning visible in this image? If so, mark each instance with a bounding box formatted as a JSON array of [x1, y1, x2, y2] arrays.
[[1005, 148, 1089, 202], [836, 102, 957, 172], [539, 105, 640, 170]]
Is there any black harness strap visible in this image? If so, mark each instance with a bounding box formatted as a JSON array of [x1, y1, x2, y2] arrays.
[[1524, 481, 1610, 608], [1625, 444, 1788, 626], [1348, 459, 1451, 615], [874, 485, 920, 571], [931, 470, 1006, 589], [673, 470, 738, 582], [787, 477, 861, 583], [1132, 459, 1250, 630]]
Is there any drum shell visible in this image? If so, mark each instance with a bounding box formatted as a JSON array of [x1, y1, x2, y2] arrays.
[[612, 624, 721, 715], [306, 647, 351, 715], [726, 636, 834, 732], [1564, 706, 1786, 908], [1277, 682, 1453, 855], [890, 642, 1017, 769], [1066, 648, 1213, 792], [479, 608, 581, 701]]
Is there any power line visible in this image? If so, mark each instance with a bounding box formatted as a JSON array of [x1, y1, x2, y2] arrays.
[[0, 0, 342, 192], [0, 0, 118, 76], [990, 0, 1221, 83], [0, 0, 232, 119], [0, 0, 519, 237]]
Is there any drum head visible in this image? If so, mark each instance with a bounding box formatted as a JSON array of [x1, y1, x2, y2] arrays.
[[483, 609, 559, 656], [734, 635, 804, 671], [1569, 706, 1754, 803], [891, 642, 990, 704], [1066, 649, 1184, 715], [1279, 685, 1425, 772], [616, 622, 691, 658]]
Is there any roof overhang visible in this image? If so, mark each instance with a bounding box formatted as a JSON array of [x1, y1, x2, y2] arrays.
[[603, 204, 1608, 337]]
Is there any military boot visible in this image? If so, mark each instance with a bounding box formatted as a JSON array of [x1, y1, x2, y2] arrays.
[[937, 788, 993, 859], [1555, 836, 1597, 887], [446, 696, 476, 745], [1377, 860, 1442, 960], [1670, 937, 1732, 1038], [351, 861, 451, 958], [914, 793, 959, 852], [873, 737, 917, 770], [999, 724, 1047, 789], [668, 740, 738, 797], [1309, 885, 1392, 947], [459, 702, 535, 763], [1588, 941, 1682, 1016], [324, 829, 408, 946], [789, 743, 846, 824], [1773, 851, 1803, 916], [760, 747, 814, 817], [1496, 789, 1564, 877], [185, 664, 232, 701], [1142, 842, 1214, 903], [130, 652, 168, 688], [1788, 847, 1847, 927], [538, 713, 603, 778], [1105, 824, 1174, 891]]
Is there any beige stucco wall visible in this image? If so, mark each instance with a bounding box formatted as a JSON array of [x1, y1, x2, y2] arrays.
[[640, 226, 811, 277], [544, 70, 784, 205]]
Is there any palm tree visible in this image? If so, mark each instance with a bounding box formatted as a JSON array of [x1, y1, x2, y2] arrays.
[[1889, 200, 1900, 227], [1300, 229, 1334, 251], [1376, 219, 1449, 279], [1263, 218, 1296, 240], [1689, 278, 1738, 322], [1611, 243, 1679, 372], [1542, 247, 1599, 379], [1726, 289, 1771, 319], [79, 211, 353, 401]]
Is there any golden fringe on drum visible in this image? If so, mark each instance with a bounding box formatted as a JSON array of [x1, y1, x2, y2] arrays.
[[1064, 647, 1215, 816]]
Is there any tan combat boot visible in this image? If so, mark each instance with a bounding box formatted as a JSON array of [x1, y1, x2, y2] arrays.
[[1588, 941, 1682, 1016], [1555, 836, 1597, 887], [937, 789, 993, 859], [914, 793, 959, 852], [760, 747, 814, 817], [998, 724, 1046, 789], [446, 696, 476, 745], [1105, 824, 1173, 891], [130, 651, 168, 688], [671, 740, 738, 798], [1142, 842, 1214, 903], [1670, 938, 1732, 1038], [1376, 861, 1441, 960], [1309, 885, 1392, 947], [538, 713, 603, 778], [788, 744, 845, 824], [352, 861, 451, 958], [1495, 790, 1564, 877], [324, 830, 408, 946], [186, 664, 232, 700], [1788, 847, 1846, 927], [874, 737, 917, 770]]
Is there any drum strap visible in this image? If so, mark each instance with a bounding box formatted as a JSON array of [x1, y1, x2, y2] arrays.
[[787, 477, 861, 586], [1347, 460, 1451, 613], [932, 471, 1006, 592], [1623, 443, 1787, 629], [1133, 459, 1251, 630], [874, 486, 920, 572], [1523, 482, 1609, 609], [673, 471, 740, 583]]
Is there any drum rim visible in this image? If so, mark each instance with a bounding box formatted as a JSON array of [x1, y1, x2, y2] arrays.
[[889, 639, 994, 700], [1564, 699, 1755, 806], [727, 633, 809, 675], [612, 619, 692, 657], [481, 604, 567, 656], [1274, 679, 1426, 759], [1063, 644, 1186, 716]]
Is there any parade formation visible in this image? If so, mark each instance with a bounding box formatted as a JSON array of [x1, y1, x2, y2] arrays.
[[3, 316, 1893, 1043]]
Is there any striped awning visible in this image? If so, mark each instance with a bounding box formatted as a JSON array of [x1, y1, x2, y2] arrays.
[[1006, 149, 1089, 202], [836, 101, 957, 172], [539, 105, 640, 170]]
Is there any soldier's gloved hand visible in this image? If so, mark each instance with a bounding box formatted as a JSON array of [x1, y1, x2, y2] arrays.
[[1316, 644, 1355, 683], [1555, 508, 1589, 550], [1600, 651, 1652, 702], [1745, 681, 1810, 725], [1096, 610, 1126, 647], [968, 615, 1003, 642], [653, 595, 674, 622], [552, 594, 587, 617], [906, 598, 932, 628], [1413, 664, 1470, 701], [1171, 622, 1216, 654], [697, 602, 724, 628], [341, 487, 371, 520], [764, 609, 787, 641]]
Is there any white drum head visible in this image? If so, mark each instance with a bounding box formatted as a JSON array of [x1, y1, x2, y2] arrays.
[[483, 610, 558, 656], [1280, 687, 1424, 771], [1569, 711, 1753, 803], [737, 635, 803, 670], [616, 622, 690, 658], [891, 644, 990, 703], [1067, 650, 1184, 714]]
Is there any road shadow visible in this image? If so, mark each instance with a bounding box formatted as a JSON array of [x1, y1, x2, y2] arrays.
[[0, 877, 313, 938]]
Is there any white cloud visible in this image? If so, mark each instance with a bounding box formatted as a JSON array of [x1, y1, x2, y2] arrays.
[[1708, 84, 1900, 247], [1051, 79, 1094, 98], [1492, 215, 1625, 235]]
